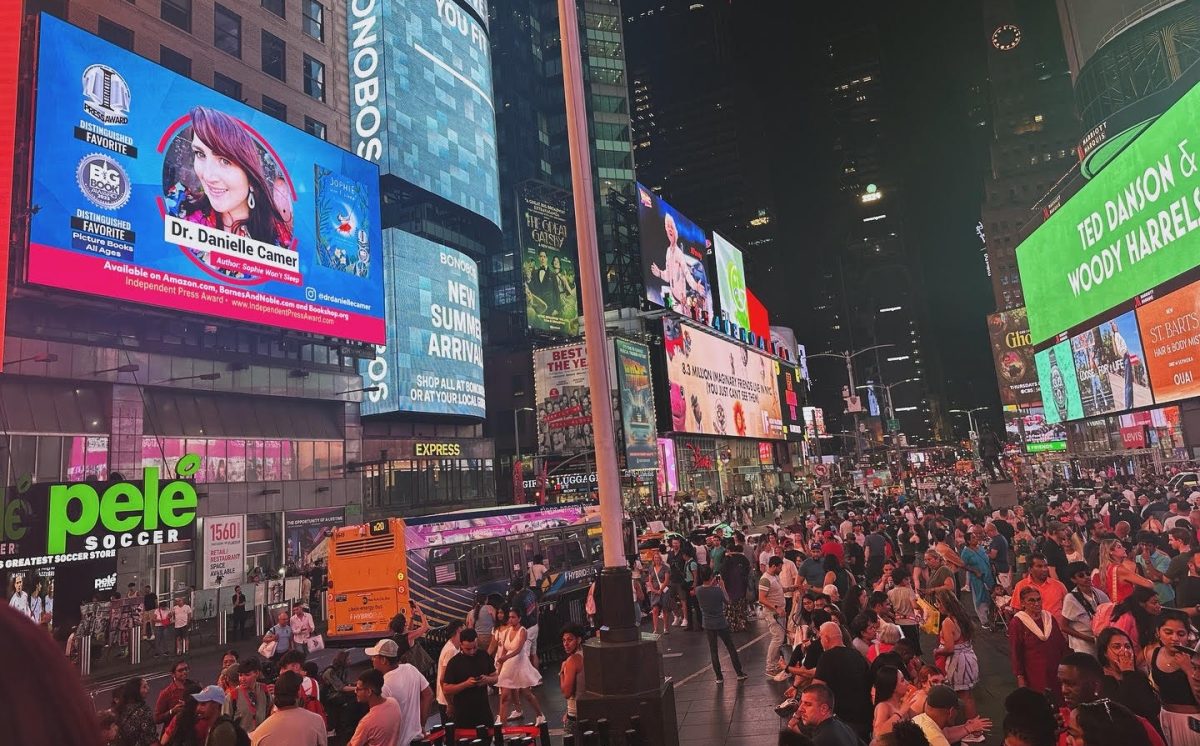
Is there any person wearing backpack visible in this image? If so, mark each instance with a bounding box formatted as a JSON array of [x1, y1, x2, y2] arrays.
[[191, 685, 250, 746], [223, 660, 272, 735], [246, 671, 328, 745], [278, 650, 327, 729], [1061, 561, 1110, 656]]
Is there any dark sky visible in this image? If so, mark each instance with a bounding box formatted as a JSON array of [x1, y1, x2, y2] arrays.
[[727, 0, 1001, 426]]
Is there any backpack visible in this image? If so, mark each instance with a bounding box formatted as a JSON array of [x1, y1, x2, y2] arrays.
[[210, 715, 251, 746], [297, 678, 328, 725]]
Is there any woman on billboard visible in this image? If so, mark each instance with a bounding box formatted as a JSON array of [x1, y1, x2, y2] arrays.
[[177, 107, 293, 249]]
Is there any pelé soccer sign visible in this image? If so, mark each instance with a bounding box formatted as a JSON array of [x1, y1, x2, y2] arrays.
[[0, 455, 199, 569]]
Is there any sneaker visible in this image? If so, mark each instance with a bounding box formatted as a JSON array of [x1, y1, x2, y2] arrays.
[[736, 672, 748, 681], [772, 670, 791, 682], [681, 620, 689, 629], [507, 710, 523, 722], [715, 677, 724, 684], [774, 698, 798, 716], [766, 669, 783, 679], [672, 617, 680, 626]]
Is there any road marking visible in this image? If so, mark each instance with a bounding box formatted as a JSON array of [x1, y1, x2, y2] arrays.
[[673, 630, 770, 688]]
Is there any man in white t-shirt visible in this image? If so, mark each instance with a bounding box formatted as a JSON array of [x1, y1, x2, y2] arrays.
[[366, 638, 432, 746], [172, 596, 192, 655], [435, 622, 463, 723]]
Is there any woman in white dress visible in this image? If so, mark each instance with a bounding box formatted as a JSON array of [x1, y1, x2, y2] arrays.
[[495, 607, 544, 725]]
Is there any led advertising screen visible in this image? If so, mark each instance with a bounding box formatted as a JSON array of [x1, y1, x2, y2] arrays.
[[614, 339, 658, 472], [1070, 309, 1153, 416], [987, 308, 1041, 406], [347, 0, 500, 227], [637, 184, 713, 320], [713, 232, 749, 329], [656, 438, 678, 496], [803, 406, 826, 440], [747, 290, 770, 343], [778, 362, 805, 441], [516, 181, 578, 335], [29, 15, 385, 343], [1019, 407, 1068, 453], [533, 343, 593, 455], [1136, 280, 1200, 403], [663, 317, 784, 440], [360, 230, 485, 417], [1016, 78, 1200, 344], [1035, 340, 1085, 424]]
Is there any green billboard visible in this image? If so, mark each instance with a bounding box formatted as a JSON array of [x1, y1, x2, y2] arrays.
[[713, 232, 749, 329], [1017, 79, 1200, 344], [1035, 340, 1084, 424]]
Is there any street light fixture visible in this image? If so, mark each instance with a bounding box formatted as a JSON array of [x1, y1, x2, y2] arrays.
[[949, 406, 989, 438], [809, 345, 894, 459], [93, 363, 140, 375], [856, 377, 921, 420], [155, 373, 222, 384], [337, 385, 380, 396], [4, 353, 58, 366]]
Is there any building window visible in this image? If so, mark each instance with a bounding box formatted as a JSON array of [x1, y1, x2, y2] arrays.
[[97, 17, 134, 50], [303, 55, 325, 101], [213, 72, 242, 101], [261, 0, 285, 18], [213, 4, 241, 57], [160, 0, 192, 32], [159, 47, 191, 77], [304, 117, 327, 140], [302, 0, 324, 41], [261, 96, 287, 123], [261, 31, 286, 81]]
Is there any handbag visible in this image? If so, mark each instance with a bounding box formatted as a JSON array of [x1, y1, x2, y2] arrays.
[[306, 635, 325, 652], [916, 596, 940, 636], [258, 639, 277, 658]]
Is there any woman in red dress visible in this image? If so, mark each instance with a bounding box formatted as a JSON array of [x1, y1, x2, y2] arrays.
[[1009, 585, 1068, 697]]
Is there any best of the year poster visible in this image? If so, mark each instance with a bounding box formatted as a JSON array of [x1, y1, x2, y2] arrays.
[[28, 15, 385, 343]]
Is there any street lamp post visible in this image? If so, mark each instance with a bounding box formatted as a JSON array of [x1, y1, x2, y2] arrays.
[[810, 345, 893, 462], [557, 0, 678, 738], [858, 377, 920, 471], [949, 406, 989, 440]]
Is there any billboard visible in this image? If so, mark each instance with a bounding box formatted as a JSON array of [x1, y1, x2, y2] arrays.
[[778, 363, 805, 441], [769, 325, 798, 361], [987, 308, 1041, 406], [1035, 340, 1085, 424], [361, 231, 485, 417], [200, 515, 245, 590], [533, 343, 593, 454], [516, 182, 578, 335], [283, 507, 344, 567], [656, 438, 678, 496], [803, 406, 827, 440], [1136, 280, 1200, 403], [1016, 78, 1200, 344], [347, 0, 500, 227], [713, 232, 749, 329], [747, 290, 770, 343], [637, 184, 713, 320], [663, 317, 784, 440], [1018, 407, 1068, 453], [614, 339, 658, 472], [29, 16, 385, 343], [1070, 310, 1153, 416]]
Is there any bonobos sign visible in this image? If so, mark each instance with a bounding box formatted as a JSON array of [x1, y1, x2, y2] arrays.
[[0, 457, 199, 568]]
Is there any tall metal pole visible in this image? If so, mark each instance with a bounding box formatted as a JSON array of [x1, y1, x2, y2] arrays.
[[844, 351, 863, 461], [557, 0, 624, 571]]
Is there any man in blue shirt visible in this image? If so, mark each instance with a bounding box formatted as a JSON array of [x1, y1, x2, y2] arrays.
[[270, 611, 293, 659], [986, 522, 1011, 590]]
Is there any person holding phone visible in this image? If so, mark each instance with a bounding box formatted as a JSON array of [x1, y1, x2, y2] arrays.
[[1143, 610, 1200, 744], [441, 629, 498, 732]]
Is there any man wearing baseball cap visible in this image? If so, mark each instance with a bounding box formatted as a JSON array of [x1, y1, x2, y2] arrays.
[[366, 637, 432, 746], [912, 685, 991, 746], [191, 685, 241, 746]]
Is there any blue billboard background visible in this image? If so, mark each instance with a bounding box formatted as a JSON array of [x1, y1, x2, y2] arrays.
[[348, 0, 500, 228], [360, 230, 485, 417], [28, 15, 386, 343]]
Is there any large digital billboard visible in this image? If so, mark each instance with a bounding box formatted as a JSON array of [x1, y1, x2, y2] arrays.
[[614, 339, 658, 472], [663, 317, 783, 440], [28, 16, 385, 343], [778, 362, 805, 441], [533, 343, 593, 455], [516, 181, 578, 335], [1136, 280, 1200, 404], [348, 0, 500, 227], [1016, 78, 1200, 344], [987, 308, 1041, 406], [1070, 310, 1153, 416], [1035, 340, 1085, 424], [1019, 407, 1068, 453], [361, 230, 485, 417], [713, 232, 749, 329], [637, 184, 713, 320]]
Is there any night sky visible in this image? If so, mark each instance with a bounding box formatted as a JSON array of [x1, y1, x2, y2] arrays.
[[725, 0, 1001, 426]]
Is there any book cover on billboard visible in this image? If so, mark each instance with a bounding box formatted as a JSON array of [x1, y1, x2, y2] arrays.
[[313, 165, 372, 279]]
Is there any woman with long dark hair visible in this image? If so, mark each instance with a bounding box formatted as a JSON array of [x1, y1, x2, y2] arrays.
[[1111, 586, 1161, 653], [113, 677, 158, 746], [1096, 627, 1162, 732], [180, 107, 291, 248], [933, 589, 981, 722], [872, 665, 914, 738], [1067, 699, 1154, 746], [160, 681, 203, 745], [1142, 610, 1200, 744]]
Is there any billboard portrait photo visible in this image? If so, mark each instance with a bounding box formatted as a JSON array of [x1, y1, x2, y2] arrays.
[[1070, 310, 1152, 416], [29, 15, 385, 343], [1035, 340, 1085, 424], [987, 308, 1040, 406], [637, 184, 712, 320], [1136, 280, 1200, 404], [360, 230, 485, 418], [517, 181, 578, 336], [533, 343, 593, 455], [663, 317, 783, 440]]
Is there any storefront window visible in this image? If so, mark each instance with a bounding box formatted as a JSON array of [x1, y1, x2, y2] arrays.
[[297, 441, 315, 479], [66, 436, 109, 482], [312, 441, 329, 478], [205, 439, 227, 482], [261, 440, 282, 482], [226, 439, 247, 481], [366, 457, 496, 513]]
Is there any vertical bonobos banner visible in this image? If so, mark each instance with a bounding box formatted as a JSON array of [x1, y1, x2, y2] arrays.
[[28, 15, 385, 343], [361, 230, 485, 417], [200, 514, 244, 590], [533, 343, 594, 455], [614, 339, 658, 472], [713, 232, 749, 329], [517, 181, 579, 336], [663, 317, 784, 440], [986, 308, 1041, 406]]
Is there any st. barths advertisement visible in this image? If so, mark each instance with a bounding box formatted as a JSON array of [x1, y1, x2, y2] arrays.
[[533, 343, 594, 455], [517, 181, 579, 336], [614, 338, 658, 472], [28, 15, 385, 343], [663, 317, 784, 440]]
